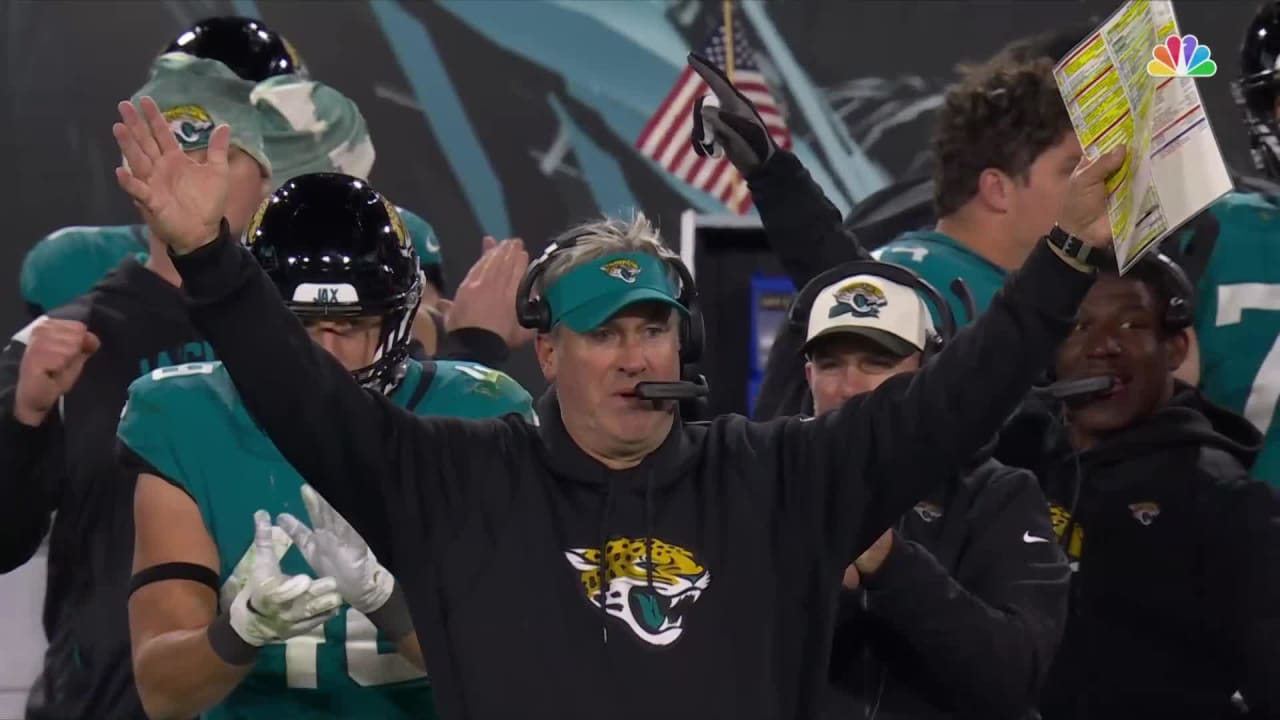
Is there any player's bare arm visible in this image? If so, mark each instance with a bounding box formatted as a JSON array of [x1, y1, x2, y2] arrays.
[[129, 473, 251, 719]]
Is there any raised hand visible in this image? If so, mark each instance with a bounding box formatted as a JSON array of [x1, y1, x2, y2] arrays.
[[14, 319, 100, 426], [1056, 145, 1129, 249], [446, 236, 536, 350], [112, 96, 231, 255], [226, 511, 343, 648], [687, 52, 777, 175], [277, 484, 394, 616]]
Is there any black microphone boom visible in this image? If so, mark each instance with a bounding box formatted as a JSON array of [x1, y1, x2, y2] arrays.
[[1043, 376, 1114, 401], [633, 381, 711, 401]]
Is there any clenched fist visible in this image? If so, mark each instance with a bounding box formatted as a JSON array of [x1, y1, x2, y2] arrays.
[[14, 319, 100, 426]]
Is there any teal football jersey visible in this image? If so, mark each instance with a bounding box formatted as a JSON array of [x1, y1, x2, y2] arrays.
[[1176, 191, 1280, 486], [21, 207, 441, 312], [871, 230, 1006, 326], [117, 359, 533, 719]]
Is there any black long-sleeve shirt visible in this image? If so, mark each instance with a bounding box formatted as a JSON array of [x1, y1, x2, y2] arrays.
[[169, 218, 1092, 720], [0, 257, 206, 720], [828, 457, 1069, 719], [746, 149, 1068, 718]]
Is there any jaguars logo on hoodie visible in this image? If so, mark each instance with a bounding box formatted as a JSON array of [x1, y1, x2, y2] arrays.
[[565, 537, 710, 647]]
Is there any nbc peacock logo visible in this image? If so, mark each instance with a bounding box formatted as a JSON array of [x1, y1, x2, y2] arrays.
[[1147, 34, 1217, 78]]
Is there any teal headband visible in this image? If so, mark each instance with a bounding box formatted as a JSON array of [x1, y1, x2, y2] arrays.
[[544, 252, 688, 332]]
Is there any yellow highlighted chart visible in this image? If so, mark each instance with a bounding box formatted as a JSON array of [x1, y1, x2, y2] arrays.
[[1053, 0, 1231, 273]]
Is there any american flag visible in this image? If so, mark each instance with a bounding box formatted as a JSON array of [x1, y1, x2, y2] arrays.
[[636, 18, 793, 215]]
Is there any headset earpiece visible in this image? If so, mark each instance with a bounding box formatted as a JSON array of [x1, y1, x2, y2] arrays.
[[667, 257, 704, 365], [1147, 252, 1196, 332]]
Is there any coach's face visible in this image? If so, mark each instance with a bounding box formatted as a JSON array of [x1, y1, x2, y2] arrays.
[[537, 302, 681, 467], [805, 334, 921, 416], [1055, 276, 1187, 446]]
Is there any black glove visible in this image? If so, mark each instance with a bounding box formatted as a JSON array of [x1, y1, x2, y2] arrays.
[[687, 52, 776, 175]]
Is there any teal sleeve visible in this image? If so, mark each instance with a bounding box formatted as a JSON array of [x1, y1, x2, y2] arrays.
[[495, 378, 537, 425], [117, 376, 188, 489], [465, 370, 537, 424]]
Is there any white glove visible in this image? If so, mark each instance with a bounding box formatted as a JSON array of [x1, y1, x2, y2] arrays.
[[278, 484, 394, 616], [213, 507, 345, 661]]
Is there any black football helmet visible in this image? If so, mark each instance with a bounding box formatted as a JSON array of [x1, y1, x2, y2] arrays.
[[244, 173, 424, 394], [163, 16, 306, 82], [1235, 2, 1280, 179]]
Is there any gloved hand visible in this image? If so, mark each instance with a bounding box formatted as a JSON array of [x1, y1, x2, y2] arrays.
[[278, 484, 414, 641], [278, 484, 393, 615], [209, 510, 343, 664], [688, 52, 777, 175]]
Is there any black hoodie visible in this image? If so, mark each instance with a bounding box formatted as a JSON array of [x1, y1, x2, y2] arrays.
[[0, 255, 207, 720], [168, 214, 1092, 720], [825, 439, 1069, 720], [1026, 385, 1280, 719]]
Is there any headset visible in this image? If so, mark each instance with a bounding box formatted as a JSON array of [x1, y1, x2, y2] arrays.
[[516, 232, 706, 365], [787, 260, 959, 363], [1144, 252, 1196, 333]]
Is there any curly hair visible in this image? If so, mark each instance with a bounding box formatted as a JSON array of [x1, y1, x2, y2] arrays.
[[932, 56, 1075, 217]]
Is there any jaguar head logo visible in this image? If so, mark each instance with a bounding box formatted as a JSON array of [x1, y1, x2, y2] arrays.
[[602, 259, 642, 284], [913, 501, 943, 523], [1128, 502, 1161, 526], [162, 104, 215, 148], [830, 281, 888, 319], [565, 537, 710, 647]]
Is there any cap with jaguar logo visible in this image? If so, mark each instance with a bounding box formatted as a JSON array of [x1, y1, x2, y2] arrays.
[[602, 258, 642, 284], [831, 281, 888, 319], [131, 53, 271, 175], [803, 273, 935, 359], [543, 252, 689, 333]]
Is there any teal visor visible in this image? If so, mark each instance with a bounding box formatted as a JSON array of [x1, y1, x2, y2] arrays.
[[544, 252, 689, 332]]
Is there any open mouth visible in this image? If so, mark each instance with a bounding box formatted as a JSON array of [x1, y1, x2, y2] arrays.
[[1099, 374, 1131, 398], [631, 588, 703, 633]]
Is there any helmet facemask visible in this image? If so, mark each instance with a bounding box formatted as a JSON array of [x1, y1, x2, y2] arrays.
[[1235, 71, 1280, 180], [1235, 3, 1280, 181], [286, 269, 425, 397]]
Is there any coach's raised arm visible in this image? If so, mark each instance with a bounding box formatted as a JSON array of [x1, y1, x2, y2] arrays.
[[108, 92, 1122, 719]]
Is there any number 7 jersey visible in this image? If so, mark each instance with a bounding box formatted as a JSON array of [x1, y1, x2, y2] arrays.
[[1184, 191, 1280, 487], [117, 359, 536, 719]]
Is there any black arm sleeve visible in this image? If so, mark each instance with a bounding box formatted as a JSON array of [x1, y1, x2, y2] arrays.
[[777, 238, 1094, 564], [746, 149, 876, 420], [747, 149, 871, 290], [170, 226, 501, 570], [1203, 477, 1280, 715], [0, 335, 61, 572], [862, 470, 1070, 719]]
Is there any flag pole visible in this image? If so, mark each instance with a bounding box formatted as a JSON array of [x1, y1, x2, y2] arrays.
[[722, 0, 735, 82], [721, 0, 749, 213]]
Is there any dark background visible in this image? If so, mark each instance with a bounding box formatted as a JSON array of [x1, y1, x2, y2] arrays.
[[1, 0, 1263, 397]]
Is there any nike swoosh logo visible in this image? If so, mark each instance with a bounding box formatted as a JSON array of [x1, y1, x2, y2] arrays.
[[1023, 531, 1051, 544]]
